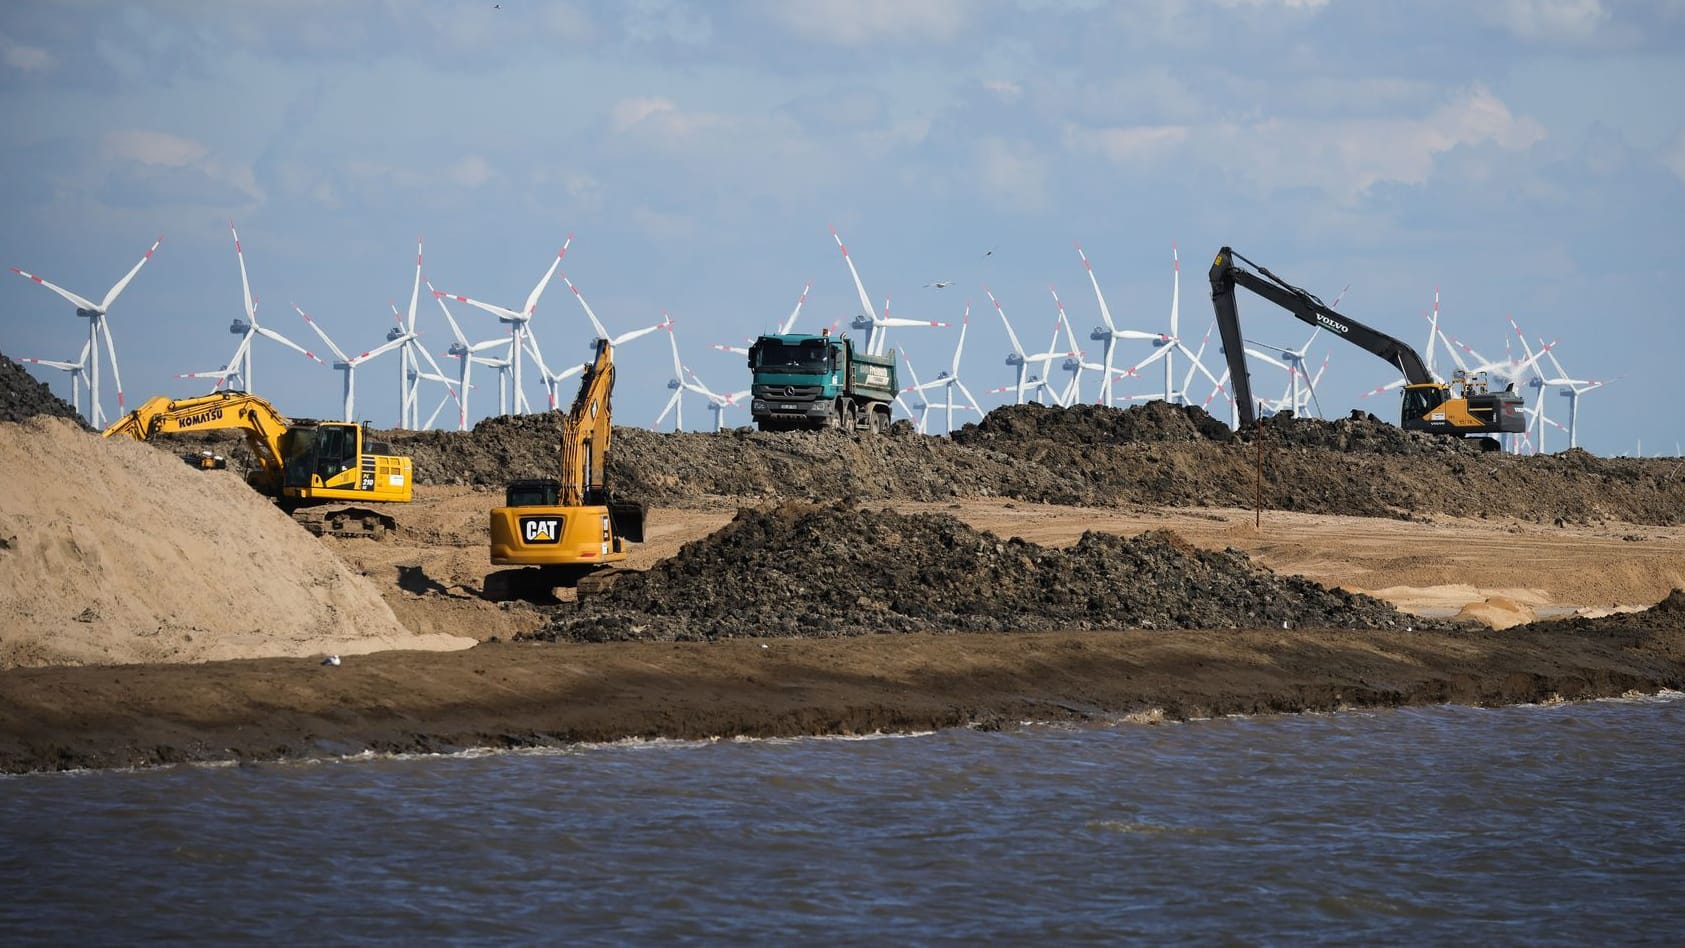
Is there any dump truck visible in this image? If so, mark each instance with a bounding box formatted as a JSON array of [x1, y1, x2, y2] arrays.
[[746, 330, 898, 433]]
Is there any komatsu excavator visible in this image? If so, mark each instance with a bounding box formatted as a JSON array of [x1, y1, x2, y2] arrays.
[[103, 390, 412, 537], [483, 338, 645, 601], [1209, 247, 1525, 449]]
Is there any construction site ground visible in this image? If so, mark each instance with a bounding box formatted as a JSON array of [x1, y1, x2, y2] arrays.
[[3, 354, 1684, 772]]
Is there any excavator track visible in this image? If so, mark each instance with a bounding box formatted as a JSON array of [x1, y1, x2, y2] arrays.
[[293, 506, 396, 540]]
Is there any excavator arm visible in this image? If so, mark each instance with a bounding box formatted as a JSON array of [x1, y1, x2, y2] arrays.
[[558, 338, 616, 507], [1209, 247, 1431, 429], [102, 391, 291, 489]]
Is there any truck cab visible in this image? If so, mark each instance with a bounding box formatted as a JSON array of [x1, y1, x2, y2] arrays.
[[747, 332, 897, 432]]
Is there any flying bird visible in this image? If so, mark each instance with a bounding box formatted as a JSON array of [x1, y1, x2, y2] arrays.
[[925, 281, 953, 288]]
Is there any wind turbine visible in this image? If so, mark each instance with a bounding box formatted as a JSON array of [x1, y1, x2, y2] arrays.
[[1074, 242, 1170, 407], [653, 317, 706, 431], [987, 287, 1073, 405], [683, 366, 749, 432], [712, 281, 812, 356], [293, 303, 408, 422], [905, 305, 983, 434], [430, 280, 514, 430], [387, 299, 461, 430], [17, 339, 93, 419], [1510, 320, 1604, 451], [431, 235, 572, 416], [1115, 244, 1228, 406], [831, 227, 948, 356], [12, 235, 161, 426], [179, 223, 316, 398]]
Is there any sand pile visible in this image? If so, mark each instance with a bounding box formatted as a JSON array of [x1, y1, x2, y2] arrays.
[[0, 417, 475, 668], [525, 500, 1438, 643]]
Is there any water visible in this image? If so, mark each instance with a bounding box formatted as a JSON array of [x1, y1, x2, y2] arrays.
[[4, 695, 1683, 944]]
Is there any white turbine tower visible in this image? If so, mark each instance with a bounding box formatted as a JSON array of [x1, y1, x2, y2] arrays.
[[293, 303, 408, 423], [1510, 319, 1604, 451], [179, 223, 316, 397], [831, 227, 948, 356], [1074, 242, 1170, 407], [18, 339, 93, 419], [430, 280, 514, 430], [905, 306, 983, 434], [431, 236, 571, 416], [12, 235, 161, 426]]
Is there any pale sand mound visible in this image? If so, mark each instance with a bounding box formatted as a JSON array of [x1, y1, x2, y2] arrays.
[[0, 417, 475, 668], [1453, 595, 1539, 630]]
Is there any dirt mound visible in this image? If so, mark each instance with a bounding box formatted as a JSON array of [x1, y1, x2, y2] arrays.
[[0, 352, 86, 427], [0, 417, 475, 668], [133, 399, 1685, 526], [1514, 588, 1685, 637], [523, 501, 1436, 643]]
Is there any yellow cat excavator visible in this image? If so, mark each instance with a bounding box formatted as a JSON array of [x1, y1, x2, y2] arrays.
[[102, 390, 413, 537], [483, 338, 645, 601]]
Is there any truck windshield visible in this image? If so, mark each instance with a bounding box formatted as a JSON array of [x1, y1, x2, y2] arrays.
[[756, 341, 831, 373]]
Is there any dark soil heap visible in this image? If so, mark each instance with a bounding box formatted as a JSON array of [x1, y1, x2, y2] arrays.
[[0, 353, 86, 427], [123, 398, 1685, 526], [524, 501, 1436, 643]]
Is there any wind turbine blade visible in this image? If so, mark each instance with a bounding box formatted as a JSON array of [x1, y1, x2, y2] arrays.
[[99, 320, 125, 414], [562, 275, 610, 338], [230, 221, 257, 323], [406, 236, 423, 331], [951, 305, 971, 375], [522, 237, 571, 317], [830, 227, 879, 333], [663, 316, 684, 377], [294, 304, 351, 362], [350, 334, 409, 365], [435, 289, 522, 322], [255, 325, 320, 362], [11, 267, 99, 312], [1075, 243, 1118, 332], [98, 236, 163, 310], [987, 288, 1027, 357], [779, 281, 813, 334], [611, 318, 668, 347], [1167, 242, 1180, 337]]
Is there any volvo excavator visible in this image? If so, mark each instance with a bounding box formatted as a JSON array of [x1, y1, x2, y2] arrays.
[[102, 390, 413, 537], [482, 338, 645, 602], [1209, 247, 1525, 449]]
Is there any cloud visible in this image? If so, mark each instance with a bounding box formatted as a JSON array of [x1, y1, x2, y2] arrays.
[[1070, 85, 1546, 202], [976, 138, 1048, 213], [1063, 124, 1189, 163], [1665, 130, 1685, 187], [451, 155, 493, 189], [982, 79, 1023, 104], [1486, 0, 1610, 42], [761, 0, 968, 46], [95, 129, 263, 208], [0, 32, 54, 72]]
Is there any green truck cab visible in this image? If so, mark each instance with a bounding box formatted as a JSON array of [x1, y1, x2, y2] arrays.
[[747, 332, 898, 433]]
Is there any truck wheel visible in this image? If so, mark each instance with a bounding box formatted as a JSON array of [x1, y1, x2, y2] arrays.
[[839, 401, 857, 431]]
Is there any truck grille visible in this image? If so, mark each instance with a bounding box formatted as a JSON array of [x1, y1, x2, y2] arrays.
[[753, 384, 822, 399]]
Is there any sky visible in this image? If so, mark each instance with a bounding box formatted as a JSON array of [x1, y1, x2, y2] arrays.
[[1, 0, 1681, 457]]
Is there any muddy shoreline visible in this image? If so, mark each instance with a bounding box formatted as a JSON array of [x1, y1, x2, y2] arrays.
[[5, 622, 1682, 775]]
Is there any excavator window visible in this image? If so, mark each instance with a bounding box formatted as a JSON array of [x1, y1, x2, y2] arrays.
[[1401, 386, 1444, 420], [282, 427, 317, 488], [506, 479, 561, 507], [315, 425, 356, 480]]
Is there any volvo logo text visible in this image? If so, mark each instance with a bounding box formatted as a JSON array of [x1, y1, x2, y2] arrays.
[[1314, 313, 1350, 334]]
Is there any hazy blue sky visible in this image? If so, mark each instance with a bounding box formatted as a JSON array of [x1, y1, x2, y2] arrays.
[[2, 0, 1680, 455]]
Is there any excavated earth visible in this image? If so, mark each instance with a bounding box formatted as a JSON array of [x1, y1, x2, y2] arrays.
[[4, 352, 1685, 773], [525, 501, 1440, 643]]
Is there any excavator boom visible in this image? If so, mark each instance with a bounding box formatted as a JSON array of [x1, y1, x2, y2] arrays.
[[1208, 248, 1522, 440]]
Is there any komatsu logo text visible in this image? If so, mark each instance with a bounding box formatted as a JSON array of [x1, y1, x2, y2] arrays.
[[1315, 313, 1350, 334], [178, 407, 224, 428]]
